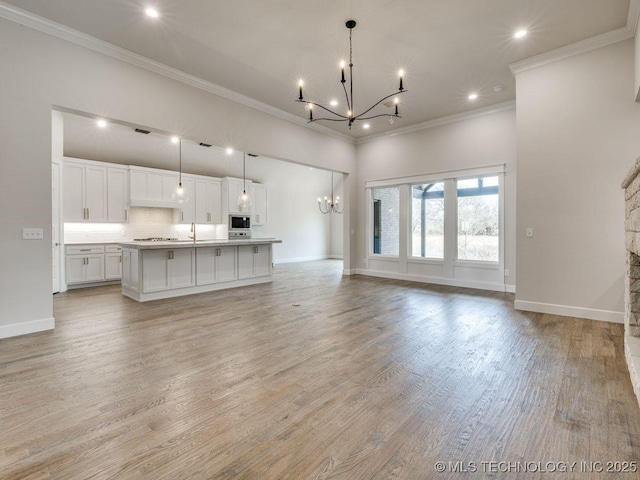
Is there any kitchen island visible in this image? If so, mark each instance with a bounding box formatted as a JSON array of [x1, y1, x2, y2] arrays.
[[119, 238, 282, 302]]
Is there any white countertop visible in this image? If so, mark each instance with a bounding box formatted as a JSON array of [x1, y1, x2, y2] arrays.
[[119, 238, 282, 249]]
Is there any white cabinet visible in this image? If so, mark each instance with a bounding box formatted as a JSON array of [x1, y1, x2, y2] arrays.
[[63, 159, 107, 222], [121, 248, 139, 291], [174, 177, 195, 224], [222, 177, 253, 216], [238, 244, 272, 279], [105, 245, 123, 280], [195, 178, 222, 224], [142, 248, 195, 293], [107, 166, 129, 222], [196, 246, 238, 285], [129, 166, 180, 208], [253, 184, 268, 225], [65, 245, 106, 284]]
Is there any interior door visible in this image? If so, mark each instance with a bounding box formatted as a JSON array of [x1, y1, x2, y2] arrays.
[[52, 163, 60, 293]]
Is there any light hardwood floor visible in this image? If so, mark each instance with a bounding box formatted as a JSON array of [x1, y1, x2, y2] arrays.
[[1, 260, 640, 479]]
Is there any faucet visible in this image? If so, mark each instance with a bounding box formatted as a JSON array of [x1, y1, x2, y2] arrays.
[[189, 222, 196, 242]]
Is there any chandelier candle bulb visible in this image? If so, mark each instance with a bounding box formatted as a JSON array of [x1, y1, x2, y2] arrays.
[[340, 61, 346, 83], [298, 80, 304, 100], [399, 70, 404, 91]]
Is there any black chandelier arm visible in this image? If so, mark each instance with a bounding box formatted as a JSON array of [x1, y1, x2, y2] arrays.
[[307, 116, 354, 123], [295, 100, 348, 119], [342, 81, 352, 113], [355, 113, 403, 121], [354, 90, 408, 120]]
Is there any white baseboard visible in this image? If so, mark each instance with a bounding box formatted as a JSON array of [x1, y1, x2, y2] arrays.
[[274, 255, 344, 265], [514, 300, 624, 324], [625, 335, 640, 408], [0, 317, 55, 339], [355, 269, 511, 293], [342, 269, 356, 275], [505, 284, 516, 293]]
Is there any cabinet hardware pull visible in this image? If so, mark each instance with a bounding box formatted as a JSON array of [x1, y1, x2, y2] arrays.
[[124, 210, 128, 221], [86, 208, 89, 219], [181, 211, 184, 222], [80, 249, 91, 252]]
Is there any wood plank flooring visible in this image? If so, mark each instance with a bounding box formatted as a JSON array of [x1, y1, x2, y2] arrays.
[[1, 260, 640, 479]]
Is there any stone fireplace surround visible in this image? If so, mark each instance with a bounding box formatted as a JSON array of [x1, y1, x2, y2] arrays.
[[621, 157, 640, 405]]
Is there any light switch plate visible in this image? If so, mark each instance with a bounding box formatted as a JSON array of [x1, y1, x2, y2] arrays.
[[526, 228, 534, 238], [23, 228, 44, 240]]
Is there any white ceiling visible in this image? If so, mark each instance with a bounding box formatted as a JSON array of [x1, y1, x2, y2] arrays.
[[3, 0, 634, 138]]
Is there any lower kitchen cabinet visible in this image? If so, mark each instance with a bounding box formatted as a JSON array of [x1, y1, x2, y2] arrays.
[[238, 244, 271, 279], [105, 251, 123, 280], [65, 245, 106, 285], [66, 244, 122, 287], [142, 248, 195, 293], [196, 246, 237, 285]]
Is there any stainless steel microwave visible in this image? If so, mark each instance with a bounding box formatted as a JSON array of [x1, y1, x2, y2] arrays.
[[229, 214, 251, 238]]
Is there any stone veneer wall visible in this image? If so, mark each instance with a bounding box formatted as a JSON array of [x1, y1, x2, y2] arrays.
[[621, 156, 640, 406]]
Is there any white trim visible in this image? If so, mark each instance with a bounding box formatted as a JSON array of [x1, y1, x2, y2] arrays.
[[509, 27, 634, 75], [505, 284, 516, 294], [328, 254, 344, 260], [628, 0, 640, 36], [0, 2, 354, 145], [365, 164, 505, 189], [356, 269, 510, 293], [342, 269, 356, 275], [625, 335, 640, 408], [356, 101, 516, 145], [0, 317, 55, 339], [514, 300, 624, 324], [273, 255, 335, 265]]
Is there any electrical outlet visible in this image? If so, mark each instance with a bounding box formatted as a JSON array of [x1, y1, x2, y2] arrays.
[[23, 228, 44, 240], [504, 269, 510, 277], [526, 228, 534, 238]]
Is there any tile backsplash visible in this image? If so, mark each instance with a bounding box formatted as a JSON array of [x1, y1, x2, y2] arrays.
[[64, 207, 227, 243]]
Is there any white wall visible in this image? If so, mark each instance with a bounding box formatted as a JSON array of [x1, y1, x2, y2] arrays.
[[515, 39, 640, 322], [0, 17, 355, 338], [355, 109, 517, 290], [636, 19, 640, 101]]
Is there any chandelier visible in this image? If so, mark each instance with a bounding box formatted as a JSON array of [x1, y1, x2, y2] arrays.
[[296, 20, 407, 129], [318, 172, 343, 214]]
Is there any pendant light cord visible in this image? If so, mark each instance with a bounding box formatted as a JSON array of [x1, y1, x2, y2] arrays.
[[179, 138, 182, 185]]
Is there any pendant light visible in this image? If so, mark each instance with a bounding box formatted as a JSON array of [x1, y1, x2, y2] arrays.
[[172, 137, 189, 204], [237, 152, 252, 211], [318, 171, 343, 214]]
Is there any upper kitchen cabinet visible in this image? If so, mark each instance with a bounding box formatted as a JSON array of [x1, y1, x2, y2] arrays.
[[63, 158, 107, 222], [173, 176, 195, 224], [107, 165, 129, 222], [253, 184, 268, 225], [129, 166, 179, 209], [194, 177, 222, 224], [222, 177, 253, 216]]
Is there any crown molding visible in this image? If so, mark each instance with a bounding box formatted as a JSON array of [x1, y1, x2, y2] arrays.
[[629, 0, 640, 35], [510, 0, 640, 77], [0, 2, 355, 144], [355, 100, 516, 145]]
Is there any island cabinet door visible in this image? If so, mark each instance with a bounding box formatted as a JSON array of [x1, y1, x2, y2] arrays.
[[237, 245, 255, 279], [253, 245, 271, 278], [171, 248, 195, 289], [142, 250, 171, 293], [217, 246, 238, 283], [196, 248, 217, 286]]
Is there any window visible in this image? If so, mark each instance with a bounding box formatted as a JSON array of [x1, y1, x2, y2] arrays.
[[411, 182, 444, 258], [457, 176, 499, 262], [371, 186, 399, 256]]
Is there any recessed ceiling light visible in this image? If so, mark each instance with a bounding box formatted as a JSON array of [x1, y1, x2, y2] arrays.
[[226, 147, 233, 155], [330, 100, 338, 107], [96, 119, 107, 128], [514, 29, 528, 39], [468, 93, 478, 100], [145, 8, 160, 18], [363, 123, 370, 129], [170, 136, 180, 144]]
